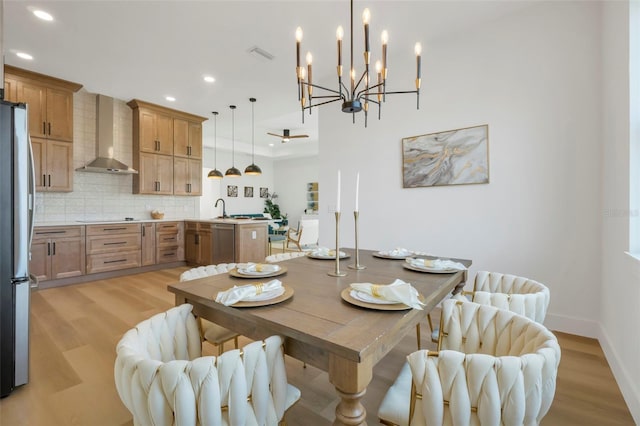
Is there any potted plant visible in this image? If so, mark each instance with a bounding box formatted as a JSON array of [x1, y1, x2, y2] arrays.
[[263, 192, 282, 219]]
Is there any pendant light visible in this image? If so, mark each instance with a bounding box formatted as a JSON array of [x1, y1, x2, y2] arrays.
[[225, 105, 242, 177], [244, 97, 262, 175], [207, 111, 224, 179]]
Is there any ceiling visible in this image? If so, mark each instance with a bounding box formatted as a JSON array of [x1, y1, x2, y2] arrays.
[[3, 0, 530, 159]]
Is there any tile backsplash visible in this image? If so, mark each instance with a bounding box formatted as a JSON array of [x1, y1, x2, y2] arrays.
[[34, 90, 199, 223]]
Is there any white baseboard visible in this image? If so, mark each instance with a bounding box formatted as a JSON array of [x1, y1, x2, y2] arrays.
[[544, 312, 599, 338], [545, 312, 640, 424], [597, 324, 640, 424]]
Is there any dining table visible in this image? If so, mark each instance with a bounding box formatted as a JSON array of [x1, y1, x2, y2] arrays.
[[167, 248, 472, 426]]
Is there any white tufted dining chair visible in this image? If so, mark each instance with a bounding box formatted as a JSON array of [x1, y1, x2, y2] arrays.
[[264, 252, 306, 263], [379, 299, 561, 426], [180, 263, 239, 355], [426, 271, 550, 347], [114, 304, 301, 426]]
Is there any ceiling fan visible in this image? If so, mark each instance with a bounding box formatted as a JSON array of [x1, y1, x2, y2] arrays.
[[267, 129, 309, 143]]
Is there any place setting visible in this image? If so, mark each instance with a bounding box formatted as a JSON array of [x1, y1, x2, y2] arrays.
[[215, 279, 294, 308], [372, 247, 414, 260], [306, 247, 350, 260], [228, 262, 287, 278], [403, 256, 467, 274], [341, 279, 425, 311]]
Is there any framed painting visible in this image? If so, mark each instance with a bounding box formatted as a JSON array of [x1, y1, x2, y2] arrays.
[[260, 187, 269, 198], [227, 185, 238, 197], [402, 124, 489, 188], [244, 186, 254, 198]]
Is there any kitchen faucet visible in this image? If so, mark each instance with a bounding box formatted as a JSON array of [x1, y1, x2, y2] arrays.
[[214, 198, 228, 218]]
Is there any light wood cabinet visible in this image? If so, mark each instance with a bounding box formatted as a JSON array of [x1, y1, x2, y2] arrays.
[[185, 222, 213, 265], [128, 99, 206, 195], [174, 118, 202, 159], [30, 226, 85, 282], [173, 157, 202, 196], [185, 221, 267, 266], [5, 65, 82, 193], [134, 152, 174, 195], [156, 221, 184, 264], [85, 224, 141, 274], [31, 137, 73, 192], [141, 223, 156, 266], [234, 223, 267, 263]]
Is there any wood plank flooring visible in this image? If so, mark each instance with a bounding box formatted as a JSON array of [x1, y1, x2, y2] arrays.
[[0, 267, 634, 425]]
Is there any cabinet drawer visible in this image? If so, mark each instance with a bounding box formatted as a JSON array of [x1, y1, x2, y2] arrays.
[[157, 247, 180, 263], [184, 221, 199, 231], [86, 251, 141, 274], [157, 232, 180, 247], [33, 226, 83, 240], [86, 223, 141, 236], [156, 221, 180, 233], [86, 233, 141, 254]]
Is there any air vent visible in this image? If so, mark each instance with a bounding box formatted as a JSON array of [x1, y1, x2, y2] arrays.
[[247, 46, 275, 61]]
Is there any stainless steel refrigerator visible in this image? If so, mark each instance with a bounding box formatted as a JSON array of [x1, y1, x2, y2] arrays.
[[0, 99, 35, 397]]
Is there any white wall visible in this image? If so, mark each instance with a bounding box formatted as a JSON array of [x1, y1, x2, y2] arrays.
[[600, 1, 640, 422], [273, 156, 320, 229]]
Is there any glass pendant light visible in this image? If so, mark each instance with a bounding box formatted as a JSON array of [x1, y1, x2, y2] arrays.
[[207, 111, 224, 179], [244, 97, 262, 175], [225, 105, 242, 177]]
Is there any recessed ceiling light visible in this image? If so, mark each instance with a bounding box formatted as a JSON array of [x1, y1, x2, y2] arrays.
[[203, 75, 215, 83], [33, 10, 53, 21], [16, 52, 33, 60], [165, 96, 176, 102], [268, 143, 274, 147]]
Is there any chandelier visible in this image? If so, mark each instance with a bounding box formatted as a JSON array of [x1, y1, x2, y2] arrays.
[[295, 0, 421, 127]]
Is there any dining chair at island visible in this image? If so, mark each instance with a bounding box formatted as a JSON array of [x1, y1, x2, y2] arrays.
[[285, 219, 319, 251], [378, 299, 561, 426], [114, 304, 300, 426], [180, 264, 240, 355]]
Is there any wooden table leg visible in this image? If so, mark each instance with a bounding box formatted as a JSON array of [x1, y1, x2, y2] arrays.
[[329, 354, 373, 426]]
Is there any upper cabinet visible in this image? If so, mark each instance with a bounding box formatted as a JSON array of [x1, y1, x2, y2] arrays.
[[127, 99, 206, 196], [4, 65, 82, 193], [4, 65, 82, 143]]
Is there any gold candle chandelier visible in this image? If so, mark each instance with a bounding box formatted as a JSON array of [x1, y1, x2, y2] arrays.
[[295, 0, 421, 127]]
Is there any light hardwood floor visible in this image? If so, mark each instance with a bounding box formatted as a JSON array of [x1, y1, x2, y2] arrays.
[[0, 267, 634, 425]]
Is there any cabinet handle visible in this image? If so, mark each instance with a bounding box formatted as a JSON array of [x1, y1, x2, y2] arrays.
[[43, 122, 46, 134], [36, 231, 66, 235], [163, 252, 175, 257], [142, 227, 146, 237], [52, 242, 56, 255], [42, 175, 46, 187], [188, 146, 191, 156], [47, 242, 51, 256], [103, 227, 127, 231], [104, 241, 127, 246], [195, 234, 199, 245], [48, 122, 51, 135], [105, 259, 127, 264], [48, 175, 51, 187]]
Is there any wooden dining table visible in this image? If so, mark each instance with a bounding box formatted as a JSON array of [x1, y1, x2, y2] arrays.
[[168, 249, 472, 425]]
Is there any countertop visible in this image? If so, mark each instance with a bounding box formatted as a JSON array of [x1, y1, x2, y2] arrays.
[[34, 217, 270, 227]]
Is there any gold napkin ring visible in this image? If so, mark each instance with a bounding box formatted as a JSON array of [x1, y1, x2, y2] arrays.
[[256, 264, 263, 272], [371, 284, 382, 298], [253, 283, 263, 295]]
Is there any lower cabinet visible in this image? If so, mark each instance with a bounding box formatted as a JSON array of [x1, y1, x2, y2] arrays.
[[30, 226, 85, 282], [156, 221, 184, 263], [185, 222, 212, 265], [234, 223, 267, 263], [86, 223, 141, 274], [141, 222, 156, 266], [185, 221, 266, 266]]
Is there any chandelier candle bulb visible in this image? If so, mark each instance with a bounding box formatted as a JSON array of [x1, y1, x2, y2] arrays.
[[295, 27, 303, 71], [337, 26, 344, 70], [363, 8, 370, 53], [306, 52, 313, 96], [415, 42, 422, 80], [381, 30, 388, 79]]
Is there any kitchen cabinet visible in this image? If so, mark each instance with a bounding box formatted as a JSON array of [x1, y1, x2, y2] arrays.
[[5, 65, 82, 194], [173, 118, 202, 159], [134, 152, 174, 195], [5, 65, 81, 143], [212, 223, 235, 264], [128, 99, 206, 196], [185, 222, 212, 266], [173, 157, 202, 196], [30, 226, 85, 282], [156, 221, 184, 263], [31, 137, 73, 192], [86, 223, 141, 274], [141, 222, 156, 266]]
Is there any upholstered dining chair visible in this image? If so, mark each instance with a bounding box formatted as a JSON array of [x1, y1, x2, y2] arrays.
[[379, 299, 561, 426], [115, 304, 301, 426], [180, 263, 240, 355], [425, 271, 550, 347], [265, 251, 306, 263]]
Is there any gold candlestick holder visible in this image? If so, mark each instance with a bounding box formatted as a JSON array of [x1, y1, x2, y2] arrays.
[[328, 211, 347, 277], [349, 211, 366, 270]]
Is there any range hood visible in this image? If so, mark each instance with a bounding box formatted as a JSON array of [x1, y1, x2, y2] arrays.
[[76, 94, 138, 174]]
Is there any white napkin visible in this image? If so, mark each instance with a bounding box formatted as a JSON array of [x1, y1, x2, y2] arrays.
[[350, 279, 424, 310], [237, 263, 280, 274], [379, 247, 413, 257], [215, 279, 284, 306], [312, 247, 346, 257], [407, 257, 466, 271]]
